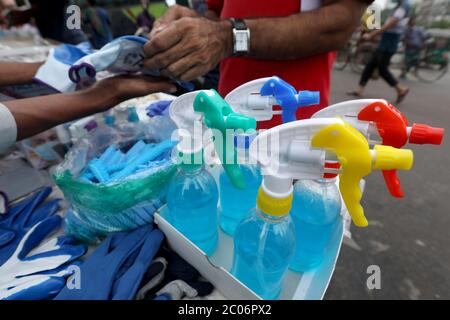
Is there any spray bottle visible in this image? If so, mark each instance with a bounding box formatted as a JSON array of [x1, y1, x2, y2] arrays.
[[220, 76, 320, 235], [312, 99, 444, 198], [231, 118, 413, 299], [168, 90, 256, 255]]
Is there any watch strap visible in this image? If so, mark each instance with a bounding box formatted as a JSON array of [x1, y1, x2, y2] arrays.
[[229, 18, 247, 30]]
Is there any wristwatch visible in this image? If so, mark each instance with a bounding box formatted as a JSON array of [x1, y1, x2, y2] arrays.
[[229, 18, 250, 56]]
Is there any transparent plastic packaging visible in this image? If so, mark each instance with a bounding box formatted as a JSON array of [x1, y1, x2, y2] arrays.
[[53, 134, 176, 243]]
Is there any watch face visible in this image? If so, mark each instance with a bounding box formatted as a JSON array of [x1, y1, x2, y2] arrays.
[[235, 31, 249, 52]]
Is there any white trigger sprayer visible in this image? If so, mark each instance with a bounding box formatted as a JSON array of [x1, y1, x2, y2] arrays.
[[225, 76, 320, 123]]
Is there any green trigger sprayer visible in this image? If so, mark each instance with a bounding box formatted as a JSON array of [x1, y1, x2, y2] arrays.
[[169, 89, 257, 188]]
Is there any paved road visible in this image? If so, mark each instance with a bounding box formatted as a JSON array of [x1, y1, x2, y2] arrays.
[[324, 68, 450, 299]]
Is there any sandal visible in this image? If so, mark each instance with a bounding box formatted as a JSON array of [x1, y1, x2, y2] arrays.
[[396, 87, 410, 104], [346, 91, 363, 98]]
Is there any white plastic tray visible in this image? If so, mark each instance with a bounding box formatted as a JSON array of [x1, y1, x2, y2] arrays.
[[155, 167, 345, 300]]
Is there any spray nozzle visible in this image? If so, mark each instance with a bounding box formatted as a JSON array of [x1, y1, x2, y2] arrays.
[[372, 145, 414, 170], [313, 99, 444, 198], [311, 121, 414, 227], [409, 123, 444, 145], [225, 76, 319, 123], [194, 89, 256, 189]]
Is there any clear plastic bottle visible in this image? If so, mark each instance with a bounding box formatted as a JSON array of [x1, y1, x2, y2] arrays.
[[219, 136, 262, 236], [231, 183, 296, 299], [289, 174, 341, 272], [167, 151, 219, 256]]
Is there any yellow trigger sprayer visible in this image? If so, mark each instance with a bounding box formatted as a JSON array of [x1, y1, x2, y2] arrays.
[[249, 118, 414, 227]]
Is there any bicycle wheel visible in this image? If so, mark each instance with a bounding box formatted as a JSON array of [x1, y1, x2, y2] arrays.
[[416, 60, 448, 83], [334, 45, 350, 70], [351, 46, 373, 74]]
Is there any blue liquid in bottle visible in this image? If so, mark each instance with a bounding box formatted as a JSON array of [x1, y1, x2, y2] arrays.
[[232, 208, 295, 299], [289, 178, 341, 272], [219, 165, 261, 236], [167, 162, 219, 256]]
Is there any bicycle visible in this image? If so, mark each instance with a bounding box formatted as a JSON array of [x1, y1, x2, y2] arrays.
[[335, 36, 449, 83], [334, 32, 378, 74]]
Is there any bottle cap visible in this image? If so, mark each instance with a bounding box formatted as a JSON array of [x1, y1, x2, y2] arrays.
[[127, 106, 140, 123], [409, 123, 444, 145], [256, 187, 293, 217]]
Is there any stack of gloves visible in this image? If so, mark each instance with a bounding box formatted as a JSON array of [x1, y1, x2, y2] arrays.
[[0, 187, 213, 300], [0, 187, 86, 300], [55, 225, 164, 300]]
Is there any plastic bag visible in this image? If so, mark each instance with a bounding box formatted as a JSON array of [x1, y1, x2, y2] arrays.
[[53, 135, 177, 244]]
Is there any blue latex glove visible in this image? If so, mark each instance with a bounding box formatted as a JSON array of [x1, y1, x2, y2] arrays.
[[69, 36, 194, 91], [0, 187, 60, 265], [146, 100, 172, 117], [34, 42, 93, 92], [0, 216, 87, 300], [55, 225, 164, 300]]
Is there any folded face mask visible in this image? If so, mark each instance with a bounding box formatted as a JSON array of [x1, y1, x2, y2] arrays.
[[34, 42, 94, 93], [69, 36, 194, 92]]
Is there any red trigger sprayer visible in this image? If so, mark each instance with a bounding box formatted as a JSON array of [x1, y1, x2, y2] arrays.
[[313, 99, 444, 198]]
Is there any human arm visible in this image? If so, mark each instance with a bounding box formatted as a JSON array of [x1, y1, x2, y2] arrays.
[[143, 0, 371, 81], [1, 75, 176, 141], [0, 62, 43, 86]]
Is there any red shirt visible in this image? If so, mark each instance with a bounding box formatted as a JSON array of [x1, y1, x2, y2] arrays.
[[208, 0, 335, 129]]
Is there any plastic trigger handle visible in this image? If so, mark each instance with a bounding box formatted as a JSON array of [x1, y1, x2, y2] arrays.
[[311, 121, 372, 227], [193, 90, 257, 189], [358, 101, 409, 198], [260, 76, 319, 123], [382, 170, 404, 198]]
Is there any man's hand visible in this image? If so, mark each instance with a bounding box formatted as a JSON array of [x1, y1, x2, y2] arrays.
[[89, 75, 177, 109], [149, 5, 199, 38], [0, 0, 16, 10], [144, 17, 232, 81]]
